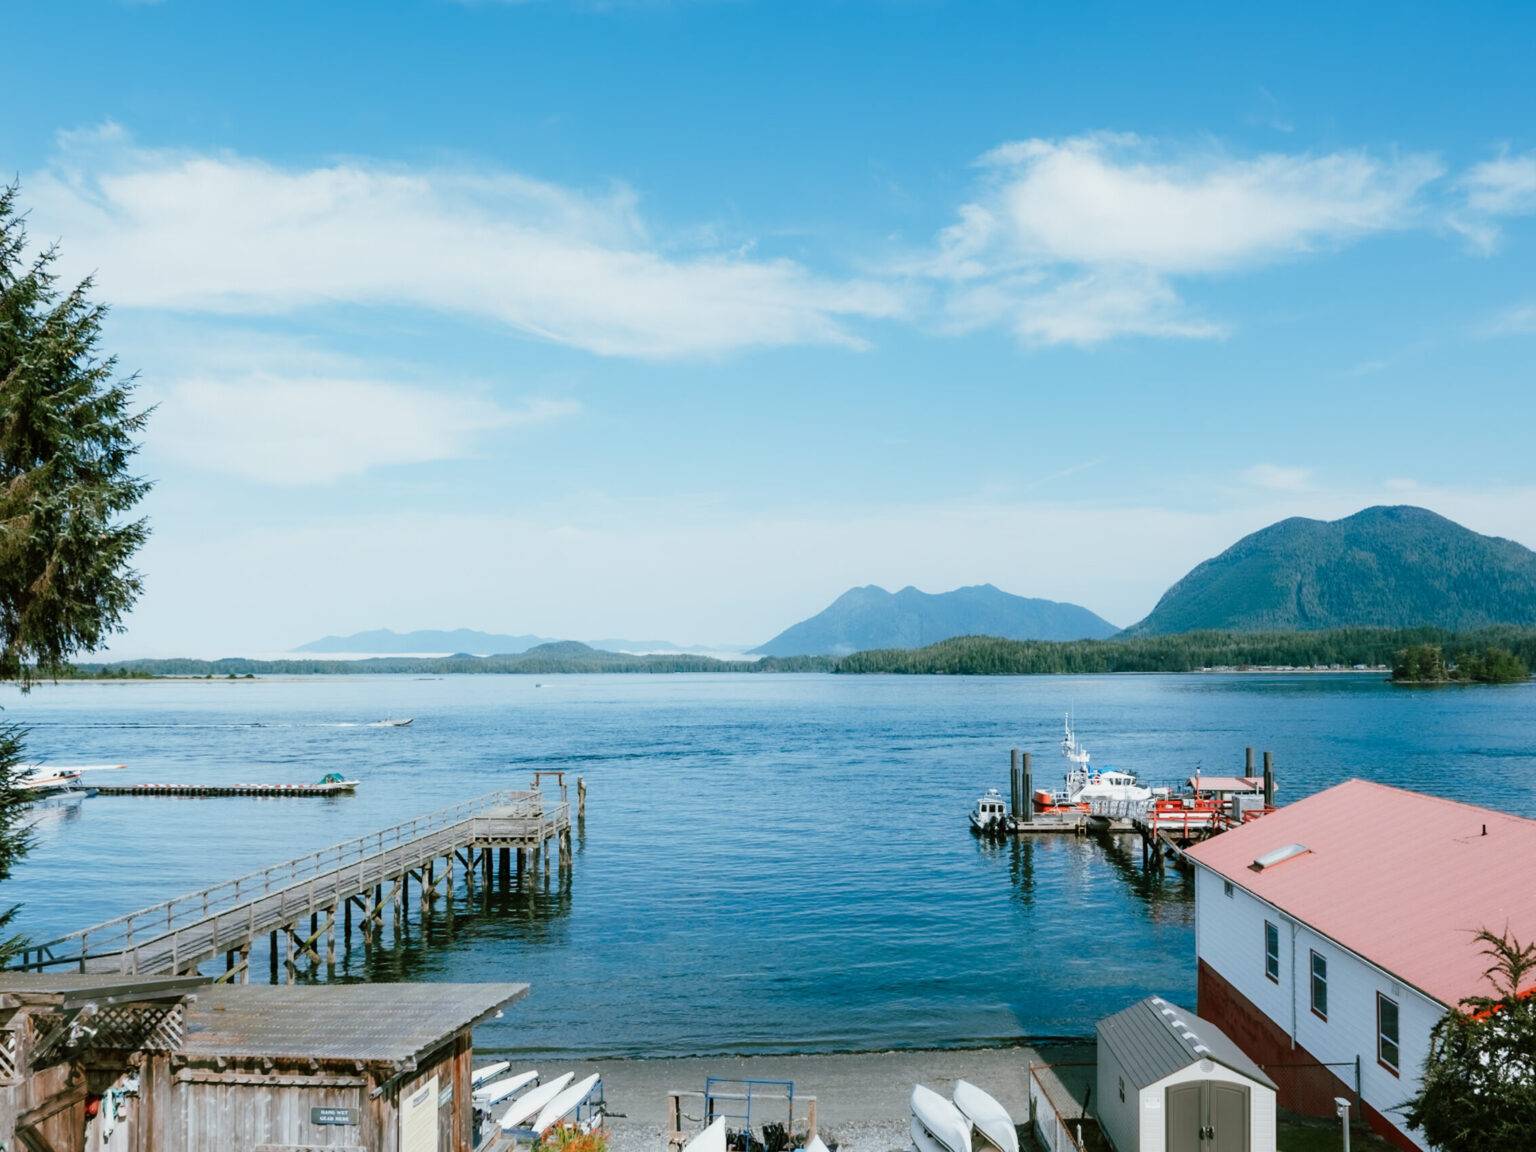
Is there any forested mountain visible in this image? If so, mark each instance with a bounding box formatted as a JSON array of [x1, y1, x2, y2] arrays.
[[752, 583, 1119, 656], [1129, 506, 1536, 634]]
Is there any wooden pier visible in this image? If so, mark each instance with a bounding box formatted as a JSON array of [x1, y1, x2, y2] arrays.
[[15, 776, 577, 982]]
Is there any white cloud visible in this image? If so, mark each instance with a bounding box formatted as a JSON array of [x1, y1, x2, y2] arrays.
[[149, 375, 579, 484], [921, 134, 1441, 346], [1242, 463, 1313, 492], [1450, 149, 1536, 253], [1461, 150, 1536, 215], [28, 126, 903, 360], [1484, 301, 1536, 337]]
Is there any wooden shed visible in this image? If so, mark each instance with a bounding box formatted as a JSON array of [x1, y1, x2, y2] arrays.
[[0, 974, 526, 1152], [145, 982, 528, 1152], [0, 972, 203, 1152], [1095, 996, 1276, 1152]]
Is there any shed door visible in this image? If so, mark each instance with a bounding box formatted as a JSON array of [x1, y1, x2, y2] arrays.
[[1205, 1083, 1249, 1152], [1164, 1082, 1250, 1152], [1165, 1083, 1203, 1152]]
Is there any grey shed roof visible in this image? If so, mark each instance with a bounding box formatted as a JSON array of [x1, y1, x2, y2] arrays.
[[1096, 997, 1277, 1092], [179, 982, 528, 1066]]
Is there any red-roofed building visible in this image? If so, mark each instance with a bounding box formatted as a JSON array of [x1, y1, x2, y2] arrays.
[[1185, 779, 1536, 1152]]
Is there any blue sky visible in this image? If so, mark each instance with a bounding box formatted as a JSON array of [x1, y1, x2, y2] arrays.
[[7, 1, 1536, 655]]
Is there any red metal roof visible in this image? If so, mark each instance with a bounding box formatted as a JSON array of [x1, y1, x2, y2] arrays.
[[1185, 779, 1536, 1007]]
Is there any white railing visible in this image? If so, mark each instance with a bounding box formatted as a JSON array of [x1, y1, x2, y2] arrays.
[[18, 788, 554, 972]]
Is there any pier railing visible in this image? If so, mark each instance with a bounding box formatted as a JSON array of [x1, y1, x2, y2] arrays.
[[17, 788, 550, 973]]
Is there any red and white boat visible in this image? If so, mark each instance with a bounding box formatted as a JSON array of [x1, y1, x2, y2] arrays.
[[1033, 715, 1162, 814]]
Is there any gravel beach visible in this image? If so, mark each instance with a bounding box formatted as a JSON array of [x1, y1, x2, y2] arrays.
[[543, 1042, 1096, 1152]]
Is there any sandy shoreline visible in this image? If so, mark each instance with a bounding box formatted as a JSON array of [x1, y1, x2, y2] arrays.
[[532, 1042, 1095, 1152]]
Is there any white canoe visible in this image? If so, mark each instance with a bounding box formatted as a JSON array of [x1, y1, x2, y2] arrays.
[[952, 1081, 1017, 1152], [500, 1072, 574, 1131], [531, 1072, 601, 1134], [471, 1061, 511, 1088], [475, 1070, 539, 1106], [911, 1085, 972, 1152], [682, 1118, 727, 1152]]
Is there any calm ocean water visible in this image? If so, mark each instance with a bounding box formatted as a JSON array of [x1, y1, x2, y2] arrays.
[[4, 673, 1534, 1059]]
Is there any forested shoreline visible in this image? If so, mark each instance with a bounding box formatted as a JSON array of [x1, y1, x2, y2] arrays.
[[60, 626, 1536, 679]]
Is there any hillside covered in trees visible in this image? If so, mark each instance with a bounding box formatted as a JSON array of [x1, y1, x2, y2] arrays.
[[1130, 505, 1536, 634], [71, 629, 1536, 679]]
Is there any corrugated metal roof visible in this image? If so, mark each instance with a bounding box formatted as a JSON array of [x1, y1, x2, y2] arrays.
[[1185, 779, 1536, 1006], [179, 983, 528, 1065], [0, 972, 206, 1009], [1097, 997, 1275, 1091]]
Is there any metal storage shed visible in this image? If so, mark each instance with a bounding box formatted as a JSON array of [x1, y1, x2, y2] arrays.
[[1095, 996, 1276, 1152]]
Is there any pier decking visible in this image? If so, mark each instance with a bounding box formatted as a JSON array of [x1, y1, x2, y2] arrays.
[[15, 781, 575, 982]]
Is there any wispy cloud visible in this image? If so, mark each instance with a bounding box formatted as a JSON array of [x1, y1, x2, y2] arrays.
[[29, 125, 903, 361], [149, 374, 579, 484], [1483, 301, 1536, 337], [916, 133, 1441, 346], [1242, 463, 1313, 492], [1449, 148, 1536, 253]]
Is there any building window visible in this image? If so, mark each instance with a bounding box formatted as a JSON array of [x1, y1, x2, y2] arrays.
[[1378, 993, 1400, 1074], [1310, 950, 1328, 1020], [1223, 879, 1234, 898], [1264, 921, 1280, 983]]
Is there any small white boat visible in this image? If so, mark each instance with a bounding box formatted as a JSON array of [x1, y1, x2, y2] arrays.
[[952, 1081, 1017, 1152], [969, 788, 1009, 836], [530, 1071, 601, 1134], [369, 717, 414, 727], [475, 1070, 539, 1106], [500, 1072, 574, 1132], [911, 1085, 972, 1152], [471, 1061, 511, 1088], [682, 1118, 727, 1152]]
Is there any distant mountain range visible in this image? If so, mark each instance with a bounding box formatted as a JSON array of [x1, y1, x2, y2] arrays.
[[293, 628, 748, 657], [751, 583, 1119, 656], [295, 628, 554, 655], [1129, 505, 1536, 634]]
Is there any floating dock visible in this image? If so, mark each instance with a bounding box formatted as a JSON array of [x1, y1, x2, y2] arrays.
[[91, 778, 359, 797]]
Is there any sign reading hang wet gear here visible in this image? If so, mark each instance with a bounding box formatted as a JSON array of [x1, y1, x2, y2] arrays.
[[310, 1106, 360, 1126]]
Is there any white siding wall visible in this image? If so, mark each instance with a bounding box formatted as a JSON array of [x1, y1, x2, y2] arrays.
[[1095, 1040, 1138, 1152], [1143, 1062, 1277, 1152], [1195, 865, 1444, 1152]]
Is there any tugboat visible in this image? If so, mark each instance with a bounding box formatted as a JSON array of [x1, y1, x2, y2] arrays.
[[969, 788, 1010, 837]]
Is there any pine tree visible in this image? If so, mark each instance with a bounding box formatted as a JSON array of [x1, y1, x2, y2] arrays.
[[0, 183, 152, 959]]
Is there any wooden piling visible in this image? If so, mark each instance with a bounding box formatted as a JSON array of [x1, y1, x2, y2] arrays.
[[577, 775, 586, 817], [269, 931, 278, 983], [1021, 752, 1033, 825], [1263, 751, 1275, 808]]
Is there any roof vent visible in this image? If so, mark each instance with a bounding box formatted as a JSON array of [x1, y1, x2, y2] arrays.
[[1251, 843, 1311, 872]]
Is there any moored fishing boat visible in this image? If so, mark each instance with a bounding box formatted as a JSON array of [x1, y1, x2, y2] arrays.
[[1033, 715, 1159, 813]]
